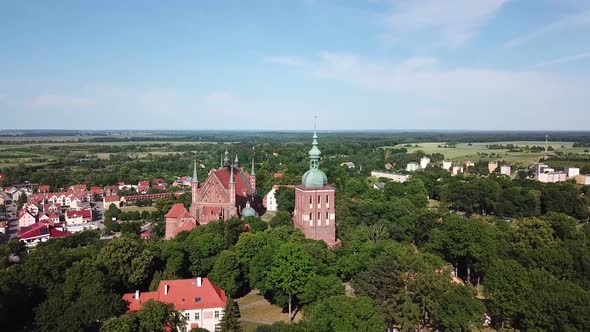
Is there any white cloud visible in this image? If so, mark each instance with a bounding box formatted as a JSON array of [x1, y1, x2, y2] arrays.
[[311, 52, 589, 127], [29, 94, 93, 107], [384, 0, 508, 47], [505, 10, 590, 48], [535, 51, 590, 67]]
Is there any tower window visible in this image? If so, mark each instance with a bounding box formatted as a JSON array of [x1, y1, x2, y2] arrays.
[[318, 212, 321, 225], [309, 197, 312, 204], [318, 196, 321, 204]]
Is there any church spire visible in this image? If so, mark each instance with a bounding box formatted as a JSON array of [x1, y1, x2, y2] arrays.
[[230, 163, 235, 184], [251, 157, 256, 176], [223, 147, 230, 167], [234, 153, 239, 166], [193, 159, 198, 183], [308, 115, 321, 169]]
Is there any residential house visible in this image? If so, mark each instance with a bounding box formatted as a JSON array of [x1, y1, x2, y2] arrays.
[[38, 185, 50, 193], [104, 186, 119, 197], [18, 222, 70, 247], [90, 186, 103, 196], [263, 185, 295, 212], [48, 212, 60, 223], [122, 278, 226, 332], [103, 195, 123, 209], [24, 201, 40, 216], [44, 203, 62, 214], [18, 209, 36, 228], [384, 163, 394, 170], [464, 161, 475, 168], [138, 181, 150, 194], [65, 209, 93, 225]]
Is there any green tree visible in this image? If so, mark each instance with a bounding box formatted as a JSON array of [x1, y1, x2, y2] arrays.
[[96, 237, 155, 291], [304, 296, 384, 332], [269, 210, 293, 228], [215, 297, 242, 332], [266, 243, 315, 321], [275, 187, 295, 213], [102, 300, 186, 332], [209, 250, 247, 298]]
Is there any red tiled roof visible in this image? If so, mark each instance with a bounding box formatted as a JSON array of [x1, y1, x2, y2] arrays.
[[38, 185, 50, 192], [48, 212, 60, 219], [104, 195, 120, 203], [153, 178, 166, 184], [273, 172, 285, 179], [17, 222, 71, 240], [165, 203, 189, 218], [87, 187, 101, 195], [138, 181, 150, 187], [122, 278, 226, 312], [66, 209, 92, 219], [212, 167, 254, 197]]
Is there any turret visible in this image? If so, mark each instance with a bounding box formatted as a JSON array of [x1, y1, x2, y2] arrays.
[[192, 159, 199, 204], [249, 157, 256, 191], [223, 147, 230, 167], [229, 163, 236, 205]]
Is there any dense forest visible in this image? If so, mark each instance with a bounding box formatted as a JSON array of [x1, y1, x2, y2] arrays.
[[1, 132, 590, 331]]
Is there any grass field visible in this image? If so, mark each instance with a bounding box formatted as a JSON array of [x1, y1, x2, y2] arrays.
[[236, 290, 302, 331], [391, 141, 589, 166], [121, 206, 157, 213]]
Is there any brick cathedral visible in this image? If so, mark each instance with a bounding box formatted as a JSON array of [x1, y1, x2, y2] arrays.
[[166, 124, 338, 246]]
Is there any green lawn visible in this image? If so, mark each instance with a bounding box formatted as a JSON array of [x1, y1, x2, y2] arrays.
[[121, 205, 157, 213]]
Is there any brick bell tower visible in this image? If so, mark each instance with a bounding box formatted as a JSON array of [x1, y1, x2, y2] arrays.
[[292, 117, 339, 247]]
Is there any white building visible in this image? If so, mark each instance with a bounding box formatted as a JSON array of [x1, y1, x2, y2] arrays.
[[370, 171, 410, 183], [406, 162, 420, 172], [123, 278, 226, 332], [464, 161, 475, 168], [538, 171, 567, 183], [500, 166, 511, 176], [340, 162, 355, 169], [420, 157, 431, 169], [575, 175, 590, 185], [452, 166, 464, 176], [564, 167, 580, 178], [488, 161, 499, 173], [442, 161, 452, 170], [265, 186, 279, 212]]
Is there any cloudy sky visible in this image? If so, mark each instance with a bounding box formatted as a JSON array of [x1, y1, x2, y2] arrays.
[[1, 0, 590, 130]]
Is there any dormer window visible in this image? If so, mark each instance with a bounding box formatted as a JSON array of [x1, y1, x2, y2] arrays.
[[195, 297, 201, 303]]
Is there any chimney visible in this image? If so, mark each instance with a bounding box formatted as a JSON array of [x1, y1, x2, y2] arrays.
[[164, 284, 169, 295], [135, 290, 140, 300], [197, 277, 202, 287]]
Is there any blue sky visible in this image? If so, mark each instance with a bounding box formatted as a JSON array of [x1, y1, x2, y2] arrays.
[[1, 0, 590, 130]]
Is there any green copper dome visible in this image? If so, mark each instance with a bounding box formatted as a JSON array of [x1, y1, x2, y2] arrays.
[[302, 168, 328, 187], [242, 202, 256, 217]]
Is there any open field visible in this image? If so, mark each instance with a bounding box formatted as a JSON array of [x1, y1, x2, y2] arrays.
[[236, 290, 302, 331], [121, 206, 158, 213], [391, 141, 590, 166]]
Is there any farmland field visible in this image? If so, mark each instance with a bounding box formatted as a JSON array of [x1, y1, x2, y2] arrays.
[[390, 141, 590, 166]]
